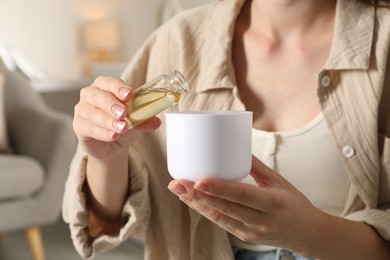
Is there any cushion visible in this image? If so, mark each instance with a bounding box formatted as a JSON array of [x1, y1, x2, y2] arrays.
[[0, 155, 45, 201], [0, 73, 10, 153]]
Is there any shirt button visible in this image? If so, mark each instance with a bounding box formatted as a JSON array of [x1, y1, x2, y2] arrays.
[[342, 145, 356, 158], [321, 75, 332, 87]]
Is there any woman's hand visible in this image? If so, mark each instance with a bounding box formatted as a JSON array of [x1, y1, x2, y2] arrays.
[[168, 156, 390, 259], [168, 156, 327, 256], [73, 75, 161, 162]]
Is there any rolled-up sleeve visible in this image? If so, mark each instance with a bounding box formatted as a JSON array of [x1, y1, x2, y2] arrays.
[[344, 134, 390, 241], [62, 145, 150, 258], [345, 208, 390, 241]]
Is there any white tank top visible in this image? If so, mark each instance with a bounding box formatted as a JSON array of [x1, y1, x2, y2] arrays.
[[230, 113, 349, 251]]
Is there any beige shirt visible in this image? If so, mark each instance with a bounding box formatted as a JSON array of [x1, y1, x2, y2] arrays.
[[250, 114, 348, 216], [232, 114, 349, 252], [62, 0, 390, 259]]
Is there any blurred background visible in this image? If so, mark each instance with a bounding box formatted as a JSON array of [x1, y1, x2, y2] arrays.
[[0, 0, 215, 114], [0, 0, 214, 259], [1, 0, 213, 81]]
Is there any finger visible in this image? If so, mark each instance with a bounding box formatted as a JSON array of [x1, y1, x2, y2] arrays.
[[110, 116, 162, 147], [250, 155, 288, 188], [180, 195, 290, 247], [75, 102, 128, 134], [250, 155, 275, 187], [178, 196, 270, 244], [178, 195, 248, 237], [92, 76, 133, 102], [190, 178, 277, 212], [80, 87, 128, 121], [169, 181, 263, 225], [134, 116, 162, 132], [73, 114, 120, 142], [168, 181, 273, 242]]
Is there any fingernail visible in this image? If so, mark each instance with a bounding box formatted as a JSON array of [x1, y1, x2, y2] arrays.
[[168, 183, 188, 196], [107, 130, 116, 139], [119, 87, 131, 98], [112, 120, 126, 131], [194, 183, 211, 193], [112, 104, 125, 118]]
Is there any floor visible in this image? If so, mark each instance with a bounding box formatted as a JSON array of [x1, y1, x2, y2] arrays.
[[0, 220, 144, 260]]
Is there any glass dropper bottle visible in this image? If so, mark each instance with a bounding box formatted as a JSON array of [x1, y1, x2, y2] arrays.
[[125, 70, 189, 129]]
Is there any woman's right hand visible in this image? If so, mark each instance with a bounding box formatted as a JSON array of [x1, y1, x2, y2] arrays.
[[73, 75, 161, 162]]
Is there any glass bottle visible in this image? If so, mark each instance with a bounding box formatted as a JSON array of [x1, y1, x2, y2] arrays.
[[125, 70, 189, 129]]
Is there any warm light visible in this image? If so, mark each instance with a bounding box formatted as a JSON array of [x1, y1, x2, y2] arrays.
[[84, 20, 119, 50], [83, 20, 119, 62]]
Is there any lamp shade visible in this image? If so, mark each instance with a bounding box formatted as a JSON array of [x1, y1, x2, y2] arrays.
[[84, 20, 119, 50]]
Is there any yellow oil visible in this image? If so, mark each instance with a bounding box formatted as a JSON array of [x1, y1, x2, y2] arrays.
[[125, 87, 180, 128]]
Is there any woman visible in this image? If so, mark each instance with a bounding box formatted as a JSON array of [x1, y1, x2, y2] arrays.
[[63, 0, 390, 259]]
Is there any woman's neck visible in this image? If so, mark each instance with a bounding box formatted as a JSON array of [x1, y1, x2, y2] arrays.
[[248, 0, 337, 42]]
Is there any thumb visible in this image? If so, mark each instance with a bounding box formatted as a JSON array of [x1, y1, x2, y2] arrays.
[[250, 155, 283, 187]]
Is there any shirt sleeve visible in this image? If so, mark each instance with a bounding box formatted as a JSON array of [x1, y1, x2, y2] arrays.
[[365, 134, 390, 241], [62, 16, 193, 258], [61, 24, 166, 258], [344, 134, 390, 241], [345, 208, 390, 241], [62, 145, 150, 259]]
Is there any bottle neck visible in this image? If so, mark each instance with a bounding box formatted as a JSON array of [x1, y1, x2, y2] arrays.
[[168, 70, 189, 95]]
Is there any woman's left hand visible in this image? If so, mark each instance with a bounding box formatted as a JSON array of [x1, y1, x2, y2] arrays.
[[168, 156, 327, 254]]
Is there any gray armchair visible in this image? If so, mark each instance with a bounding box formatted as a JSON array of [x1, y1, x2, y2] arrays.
[[0, 68, 77, 260]]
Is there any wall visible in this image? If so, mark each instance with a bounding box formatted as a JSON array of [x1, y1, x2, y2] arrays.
[[0, 0, 163, 81], [0, 0, 214, 83]]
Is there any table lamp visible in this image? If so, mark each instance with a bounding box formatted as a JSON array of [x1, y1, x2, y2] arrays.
[[84, 20, 119, 62]]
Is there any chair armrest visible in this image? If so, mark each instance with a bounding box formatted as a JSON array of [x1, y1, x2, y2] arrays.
[[8, 104, 75, 164], [3, 69, 78, 223], [12, 105, 78, 218]]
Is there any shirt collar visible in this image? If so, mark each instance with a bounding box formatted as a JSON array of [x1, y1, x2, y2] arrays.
[[196, 0, 246, 93], [196, 0, 375, 93], [324, 0, 375, 70]]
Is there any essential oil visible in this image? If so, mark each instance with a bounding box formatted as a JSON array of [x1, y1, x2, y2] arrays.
[[125, 71, 189, 128]]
